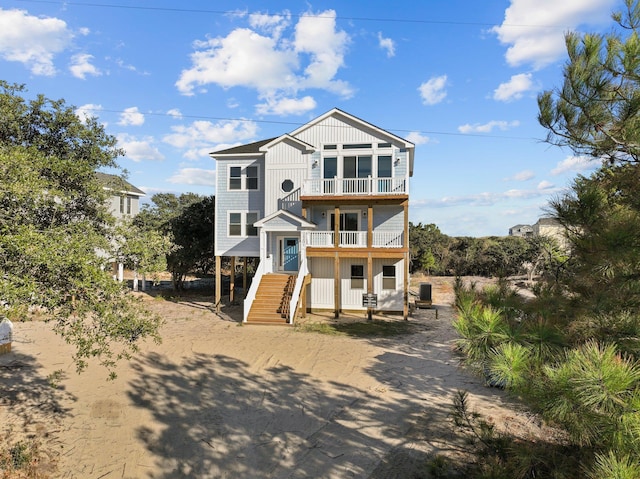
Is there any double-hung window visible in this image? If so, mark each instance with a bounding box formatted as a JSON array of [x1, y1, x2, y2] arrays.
[[382, 265, 396, 290], [229, 212, 259, 237], [351, 264, 364, 289], [228, 165, 259, 191]]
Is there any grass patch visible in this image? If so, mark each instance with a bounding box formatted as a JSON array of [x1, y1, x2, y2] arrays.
[[296, 319, 415, 337]]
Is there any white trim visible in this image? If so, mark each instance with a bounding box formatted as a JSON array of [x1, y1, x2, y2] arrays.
[[260, 134, 316, 153]]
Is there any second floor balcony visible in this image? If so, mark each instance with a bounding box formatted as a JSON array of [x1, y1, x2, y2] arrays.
[[304, 230, 404, 249], [301, 177, 407, 197]]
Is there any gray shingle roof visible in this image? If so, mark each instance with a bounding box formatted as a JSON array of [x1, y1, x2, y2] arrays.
[[211, 137, 278, 155], [95, 172, 145, 196]]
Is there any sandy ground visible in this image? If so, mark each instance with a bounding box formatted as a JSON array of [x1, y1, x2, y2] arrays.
[[1, 277, 551, 478]]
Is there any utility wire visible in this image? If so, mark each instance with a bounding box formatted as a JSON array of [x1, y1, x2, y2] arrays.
[[13, 0, 570, 30]]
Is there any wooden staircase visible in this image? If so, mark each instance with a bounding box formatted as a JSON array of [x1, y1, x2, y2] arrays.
[[246, 273, 296, 325]]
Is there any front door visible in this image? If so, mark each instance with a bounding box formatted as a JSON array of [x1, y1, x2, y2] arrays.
[[283, 237, 299, 271]]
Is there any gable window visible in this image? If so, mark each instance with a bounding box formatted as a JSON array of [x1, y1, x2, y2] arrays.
[[351, 264, 364, 289], [382, 265, 396, 290], [228, 165, 259, 191]]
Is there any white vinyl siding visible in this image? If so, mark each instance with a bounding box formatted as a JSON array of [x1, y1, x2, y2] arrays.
[[341, 259, 366, 310], [308, 258, 335, 309], [374, 259, 403, 310]]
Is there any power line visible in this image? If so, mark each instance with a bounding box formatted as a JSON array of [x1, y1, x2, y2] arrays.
[[86, 108, 537, 141], [13, 0, 569, 30]]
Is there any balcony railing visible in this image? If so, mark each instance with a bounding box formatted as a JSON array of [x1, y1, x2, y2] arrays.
[[302, 177, 407, 196], [303, 231, 404, 248]]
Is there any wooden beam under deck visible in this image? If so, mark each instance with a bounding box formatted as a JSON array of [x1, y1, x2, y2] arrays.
[[306, 248, 408, 258]]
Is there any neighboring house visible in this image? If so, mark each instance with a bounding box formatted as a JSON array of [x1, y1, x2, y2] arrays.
[[509, 217, 568, 250], [508, 224, 533, 237], [97, 172, 145, 219], [211, 108, 415, 324], [96, 172, 146, 281]]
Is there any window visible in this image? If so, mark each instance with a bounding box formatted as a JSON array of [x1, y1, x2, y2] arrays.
[[246, 212, 258, 236], [246, 166, 258, 190], [119, 196, 125, 214], [351, 264, 364, 289], [229, 212, 259, 237], [229, 213, 242, 236], [324, 144, 337, 150], [344, 155, 372, 178], [330, 212, 358, 231], [343, 143, 371, 149], [281, 179, 294, 192], [378, 155, 392, 178], [323, 157, 337, 178], [126, 197, 132, 215], [382, 265, 396, 290], [377, 142, 392, 148], [228, 165, 259, 191], [229, 167, 242, 190]]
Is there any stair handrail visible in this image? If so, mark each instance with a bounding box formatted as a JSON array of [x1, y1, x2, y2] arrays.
[[288, 257, 309, 324], [243, 259, 266, 322]]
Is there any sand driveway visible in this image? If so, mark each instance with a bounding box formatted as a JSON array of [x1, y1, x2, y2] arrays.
[[1, 277, 544, 478]]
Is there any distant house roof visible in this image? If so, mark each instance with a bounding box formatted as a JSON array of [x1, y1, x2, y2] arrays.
[[96, 172, 145, 196], [536, 217, 561, 226]]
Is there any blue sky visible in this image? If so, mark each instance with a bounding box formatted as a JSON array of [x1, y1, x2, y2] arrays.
[[1, 0, 623, 236]]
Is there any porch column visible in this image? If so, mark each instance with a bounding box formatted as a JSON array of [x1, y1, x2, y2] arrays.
[[404, 252, 409, 320], [367, 253, 373, 321], [230, 256, 235, 303], [243, 257, 248, 299], [334, 205, 340, 248], [367, 205, 373, 248], [215, 255, 221, 312], [403, 200, 409, 320], [334, 253, 340, 319]]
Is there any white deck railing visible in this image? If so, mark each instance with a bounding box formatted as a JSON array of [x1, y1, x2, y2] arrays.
[[303, 230, 403, 248], [302, 177, 407, 196], [288, 257, 309, 324]]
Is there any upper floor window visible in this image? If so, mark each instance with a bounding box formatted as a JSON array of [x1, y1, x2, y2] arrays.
[[119, 196, 132, 215], [229, 165, 259, 191]]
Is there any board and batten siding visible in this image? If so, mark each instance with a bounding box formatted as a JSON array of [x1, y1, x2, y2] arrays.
[[214, 158, 264, 257], [308, 258, 335, 309], [373, 258, 404, 311], [340, 257, 367, 310], [294, 116, 392, 147], [263, 141, 309, 216]]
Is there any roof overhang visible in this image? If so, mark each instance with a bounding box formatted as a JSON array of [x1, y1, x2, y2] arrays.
[[254, 209, 317, 231]]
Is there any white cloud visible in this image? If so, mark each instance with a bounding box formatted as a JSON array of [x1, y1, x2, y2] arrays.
[[117, 134, 165, 162], [493, 73, 535, 101], [406, 131, 432, 145], [168, 168, 217, 186], [176, 10, 352, 109], [458, 120, 520, 134], [118, 106, 145, 126], [412, 185, 562, 209], [378, 32, 395, 57], [76, 103, 103, 123], [418, 75, 448, 105], [0, 8, 73, 75], [163, 119, 259, 159], [256, 95, 316, 115], [492, 0, 617, 68], [538, 180, 555, 189], [551, 155, 601, 175], [505, 170, 535, 181], [69, 53, 101, 79], [167, 108, 183, 119]]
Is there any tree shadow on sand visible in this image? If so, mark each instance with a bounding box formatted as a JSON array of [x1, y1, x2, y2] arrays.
[[127, 350, 447, 478]]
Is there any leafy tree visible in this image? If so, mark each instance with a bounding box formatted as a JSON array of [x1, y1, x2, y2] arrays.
[[135, 193, 214, 290], [0, 82, 161, 376], [408, 222, 450, 274], [115, 219, 174, 290]]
